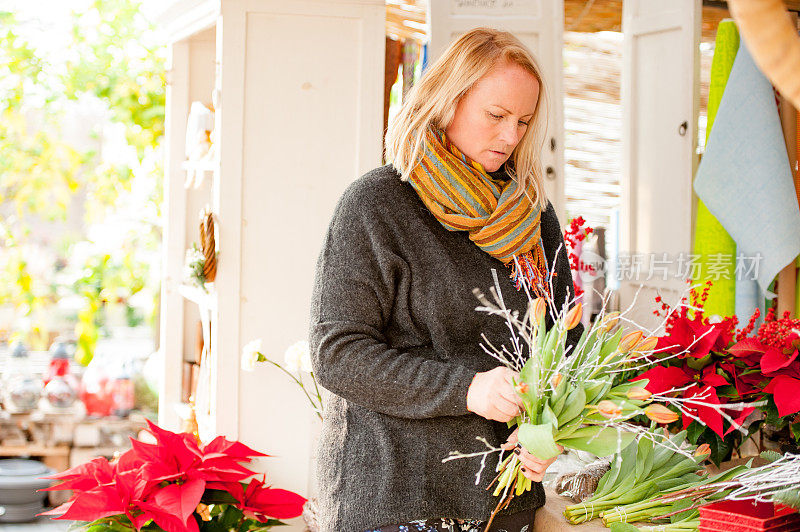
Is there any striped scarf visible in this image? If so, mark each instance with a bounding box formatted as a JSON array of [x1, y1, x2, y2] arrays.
[[407, 126, 552, 298]]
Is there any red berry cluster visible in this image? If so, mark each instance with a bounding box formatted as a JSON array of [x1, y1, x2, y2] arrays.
[[563, 216, 596, 275], [756, 308, 800, 353], [563, 216, 595, 300], [735, 308, 761, 342], [653, 280, 745, 343]]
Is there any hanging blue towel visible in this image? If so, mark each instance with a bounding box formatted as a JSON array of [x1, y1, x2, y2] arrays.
[[693, 39, 800, 325]]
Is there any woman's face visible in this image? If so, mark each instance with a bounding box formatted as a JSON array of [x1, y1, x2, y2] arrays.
[[445, 60, 540, 173]]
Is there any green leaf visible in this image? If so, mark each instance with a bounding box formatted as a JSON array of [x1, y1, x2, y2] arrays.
[[557, 386, 586, 426], [202, 489, 240, 505], [599, 328, 624, 360], [541, 326, 560, 368], [542, 403, 558, 429], [668, 496, 696, 523], [519, 422, 560, 460], [596, 437, 638, 496], [773, 488, 800, 510], [558, 426, 636, 457], [760, 450, 782, 463], [707, 428, 733, 466], [791, 422, 800, 442], [634, 434, 654, 482], [608, 381, 641, 397], [686, 420, 705, 444], [608, 523, 641, 532], [584, 378, 613, 404], [549, 376, 570, 417]]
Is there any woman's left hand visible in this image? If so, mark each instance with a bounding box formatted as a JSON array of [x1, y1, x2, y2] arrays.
[[501, 428, 562, 483]]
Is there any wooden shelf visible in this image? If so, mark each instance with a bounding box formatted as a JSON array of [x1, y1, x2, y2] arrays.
[[0, 445, 69, 457]]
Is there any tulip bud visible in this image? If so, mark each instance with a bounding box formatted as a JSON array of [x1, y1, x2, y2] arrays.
[[694, 443, 711, 457], [515, 382, 529, 395], [634, 336, 659, 353], [600, 311, 620, 332], [550, 373, 562, 388], [644, 404, 679, 424], [531, 297, 547, 326], [626, 386, 652, 401], [596, 400, 622, 419], [564, 303, 583, 330], [196, 503, 212, 521], [619, 330, 645, 353]]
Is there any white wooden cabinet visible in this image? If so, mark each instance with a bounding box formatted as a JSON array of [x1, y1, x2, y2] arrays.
[[156, 1, 384, 523], [619, 0, 701, 330]]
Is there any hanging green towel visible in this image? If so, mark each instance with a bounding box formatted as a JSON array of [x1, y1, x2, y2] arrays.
[[796, 256, 800, 319], [693, 20, 739, 318]]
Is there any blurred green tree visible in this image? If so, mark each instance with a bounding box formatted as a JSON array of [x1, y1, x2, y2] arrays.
[[0, 1, 165, 362]]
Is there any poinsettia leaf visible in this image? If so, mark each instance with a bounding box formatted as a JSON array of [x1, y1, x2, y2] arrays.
[[760, 347, 799, 374], [632, 366, 691, 394], [764, 375, 800, 417], [683, 385, 725, 437], [729, 337, 769, 357], [45, 486, 125, 522], [150, 477, 206, 522], [247, 487, 307, 520], [723, 406, 755, 436]]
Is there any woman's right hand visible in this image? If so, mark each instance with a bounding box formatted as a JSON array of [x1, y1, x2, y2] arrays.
[[466, 366, 525, 422]]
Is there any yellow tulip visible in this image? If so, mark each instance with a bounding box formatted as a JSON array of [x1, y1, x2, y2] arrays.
[[600, 311, 620, 332], [619, 330, 645, 353], [633, 336, 659, 353], [645, 404, 679, 424], [626, 387, 652, 401], [564, 303, 583, 330], [694, 443, 711, 457], [596, 400, 623, 419]]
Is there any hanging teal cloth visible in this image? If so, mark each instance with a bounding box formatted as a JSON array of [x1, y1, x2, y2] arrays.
[[694, 39, 800, 326]]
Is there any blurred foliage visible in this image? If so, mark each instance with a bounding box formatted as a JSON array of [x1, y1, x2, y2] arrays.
[[0, 2, 165, 364], [63, 0, 166, 158]]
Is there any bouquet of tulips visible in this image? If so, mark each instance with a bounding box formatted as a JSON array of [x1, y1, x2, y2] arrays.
[[449, 272, 753, 526]]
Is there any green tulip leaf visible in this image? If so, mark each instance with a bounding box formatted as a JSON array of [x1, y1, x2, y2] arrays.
[[556, 386, 587, 427], [519, 422, 560, 461], [559, 426, 636, 458]]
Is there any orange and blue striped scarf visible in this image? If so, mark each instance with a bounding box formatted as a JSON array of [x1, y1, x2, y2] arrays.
[[408, 126, 552, 298]]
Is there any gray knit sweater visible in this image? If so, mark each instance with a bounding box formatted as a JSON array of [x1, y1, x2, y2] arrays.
[[309, 164, 582, 532]]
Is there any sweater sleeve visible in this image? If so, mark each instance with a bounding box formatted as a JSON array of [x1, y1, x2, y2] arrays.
[[309, 179, 477, 419], [541, 201, 585, 352]]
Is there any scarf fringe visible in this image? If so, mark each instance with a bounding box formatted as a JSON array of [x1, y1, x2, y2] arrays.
[[509, 249, 553, 300]]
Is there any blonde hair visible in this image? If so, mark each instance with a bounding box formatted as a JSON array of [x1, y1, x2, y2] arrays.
[[385, 27, 550, 210]]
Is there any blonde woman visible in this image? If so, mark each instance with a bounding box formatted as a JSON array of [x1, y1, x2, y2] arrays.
[[310, 28, 583, 532]]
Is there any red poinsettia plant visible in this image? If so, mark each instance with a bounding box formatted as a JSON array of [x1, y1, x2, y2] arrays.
[[40, 420, 306, 532], [629, 281, 800, 464]]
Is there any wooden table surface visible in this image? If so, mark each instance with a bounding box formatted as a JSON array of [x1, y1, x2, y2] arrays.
[[534, 489, 607, 531]]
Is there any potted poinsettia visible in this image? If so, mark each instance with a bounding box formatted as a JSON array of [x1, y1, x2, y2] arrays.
[[631, 281, 800, 464], [40, 419, 306, 532]]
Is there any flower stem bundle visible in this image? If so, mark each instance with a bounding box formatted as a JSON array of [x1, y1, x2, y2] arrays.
[[563, 428, 714, 524]]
